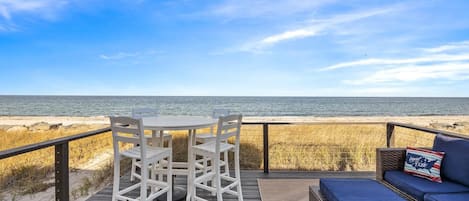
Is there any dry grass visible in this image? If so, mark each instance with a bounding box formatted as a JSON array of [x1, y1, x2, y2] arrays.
[[146, 123, 469, 171], [1, 123, 468, 199], [0, 125, 112, 196]]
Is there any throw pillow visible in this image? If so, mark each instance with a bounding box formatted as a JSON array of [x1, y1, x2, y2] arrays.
[[404, 147, 445, 183]]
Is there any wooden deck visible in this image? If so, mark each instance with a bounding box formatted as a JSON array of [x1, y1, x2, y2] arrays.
[[88, 170, 375, 201]]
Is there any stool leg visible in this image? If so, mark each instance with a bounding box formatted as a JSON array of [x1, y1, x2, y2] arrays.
[[215, 155, 223, 201], [112, 155, 120, 201], [141, 161, 148, 201], [158, 161, 164, 185], [235, 149, 243, 201], [211, 157, 216, 196], [151, 163, 156, 194], [167, 153, 173, 201], [203, 156, 208, 185], [186, 152, 194, 201], [130, 158, 137, 181], [223, 150, 229, 176]]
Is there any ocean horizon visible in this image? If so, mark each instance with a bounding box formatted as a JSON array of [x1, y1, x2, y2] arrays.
[[1, 95, 469, 117]]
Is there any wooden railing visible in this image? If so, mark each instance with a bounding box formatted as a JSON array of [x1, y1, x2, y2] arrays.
[[385, 122, 469, 147], [1, 121, 467, 200], [0, 127, 111, 201]]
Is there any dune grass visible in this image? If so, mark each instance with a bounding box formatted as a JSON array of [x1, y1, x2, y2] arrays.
[[0, 125, 112, 195], [1, 122, 468, 199]]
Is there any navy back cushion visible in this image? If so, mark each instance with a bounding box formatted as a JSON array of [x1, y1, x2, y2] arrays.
[[432, 134, 469, 186]]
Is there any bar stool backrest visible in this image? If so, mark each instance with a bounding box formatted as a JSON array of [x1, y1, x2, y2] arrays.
[[215, 114, 242, 153], [110, 116, 147, 157]]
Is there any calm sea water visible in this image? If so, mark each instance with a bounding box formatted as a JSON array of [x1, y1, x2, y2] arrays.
[[0, 96, 468, 117]]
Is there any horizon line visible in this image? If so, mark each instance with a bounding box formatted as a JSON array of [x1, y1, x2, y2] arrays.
[[1, 94, 469, 98]]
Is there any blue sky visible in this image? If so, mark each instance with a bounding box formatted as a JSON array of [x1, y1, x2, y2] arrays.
[[1, 0, 469, 96]]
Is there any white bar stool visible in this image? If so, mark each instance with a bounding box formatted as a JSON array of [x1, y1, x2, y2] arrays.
[[187, 114, 243, 201], [110, 116, 172, 201], [131, 108, 173, 182]]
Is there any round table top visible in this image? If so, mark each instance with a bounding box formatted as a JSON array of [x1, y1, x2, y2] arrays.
[[142, 115, 218, 130]]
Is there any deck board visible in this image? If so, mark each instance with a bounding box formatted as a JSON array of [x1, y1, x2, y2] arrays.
[[87, 171, 375, 201]]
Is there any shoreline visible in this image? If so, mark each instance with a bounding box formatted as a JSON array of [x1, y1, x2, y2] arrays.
[[1, 115, 469, 127]]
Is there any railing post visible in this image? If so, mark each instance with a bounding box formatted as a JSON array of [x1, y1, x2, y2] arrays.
[[386, 123, 395, 148], [263, 123, 269, 173], [55, 142, 69, 201]]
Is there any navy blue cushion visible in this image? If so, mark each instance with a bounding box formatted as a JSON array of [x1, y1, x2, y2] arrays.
[[424, 193, 469, 201], [320, 178, 405, 201], [432, 134, 469, 186], [384, 171, 469, 201]]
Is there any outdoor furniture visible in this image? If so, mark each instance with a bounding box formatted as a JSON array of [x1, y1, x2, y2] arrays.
[[187, 114, 244, 201], [195, 109, 231, 183], [310, 178, 406, 201], [141, 115, 218, 200], [195, 109, 231, 143], [424, 192, 469, 201], [310, 133, 469, 201], [132, 108, 173, 147], [376, 134, 469, 201], [110, 116, 173, 201], [131, 108, 173, 182]]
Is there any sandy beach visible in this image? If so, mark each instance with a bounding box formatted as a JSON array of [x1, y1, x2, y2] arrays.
[[1, 115, 469, 127]]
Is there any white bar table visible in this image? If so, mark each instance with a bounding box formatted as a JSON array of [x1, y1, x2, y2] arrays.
[[142, 116, 217, 201]]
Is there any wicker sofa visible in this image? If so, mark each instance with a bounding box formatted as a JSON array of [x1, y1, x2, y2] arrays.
[[376, 134, 469, 201]]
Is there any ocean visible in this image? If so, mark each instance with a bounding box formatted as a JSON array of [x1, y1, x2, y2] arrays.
[[0, 96, 468, 117]]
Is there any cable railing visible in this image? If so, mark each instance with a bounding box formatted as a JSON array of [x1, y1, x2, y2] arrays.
[[1, 121, 468, 201], [386, 122, 469, 148], [0, 127, 111, 201]]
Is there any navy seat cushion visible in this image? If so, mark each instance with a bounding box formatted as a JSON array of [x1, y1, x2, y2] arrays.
[[424, 193, 469, 201], [384, 171, 469, 201], [432, 134, 469, 186], [320, 178, 405, 201]]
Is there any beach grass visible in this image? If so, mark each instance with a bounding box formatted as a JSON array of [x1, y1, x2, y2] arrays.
[[1, 122, 468, 199], [0, 125, 112, 195]]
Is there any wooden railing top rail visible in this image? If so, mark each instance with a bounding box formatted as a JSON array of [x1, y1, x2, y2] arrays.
[[388, 122, 469, 139], [0, 121, 384, 160], [0, 127, 111, 160], [242, 121, 385, 125], [2, 121, 466, 162]]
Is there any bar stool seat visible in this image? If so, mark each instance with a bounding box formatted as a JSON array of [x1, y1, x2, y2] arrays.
[[192, 142, 234, 154]]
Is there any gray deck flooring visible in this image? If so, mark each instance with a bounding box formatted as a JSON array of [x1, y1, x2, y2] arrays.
[[88, 171, 375, 201]]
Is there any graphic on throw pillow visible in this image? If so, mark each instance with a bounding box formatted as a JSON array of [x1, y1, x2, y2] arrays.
[[404, 147, 444, 183]]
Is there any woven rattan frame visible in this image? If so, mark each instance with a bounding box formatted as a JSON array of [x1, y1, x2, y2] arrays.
[[376, 148, 406, 180]]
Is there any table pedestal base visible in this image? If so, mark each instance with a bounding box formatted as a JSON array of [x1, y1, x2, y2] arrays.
[[157, 186, 186, 201]]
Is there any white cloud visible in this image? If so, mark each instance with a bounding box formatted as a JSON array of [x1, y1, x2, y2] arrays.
[[422, 40, 469, 53], [239, 6, 400, 52], [208, 0, 333, 19], [321, 54, 469, 71], [344, 62, 469, 85], [0, 0, 68, 31], [100, 52, 139, 60], [0, 4, 11, 19], [100, 50, 161, 60], [0, 0, 67, 19], [323, 40, 469, 85], [349, 87, 412, 96], [261, 29, 320, 44]]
